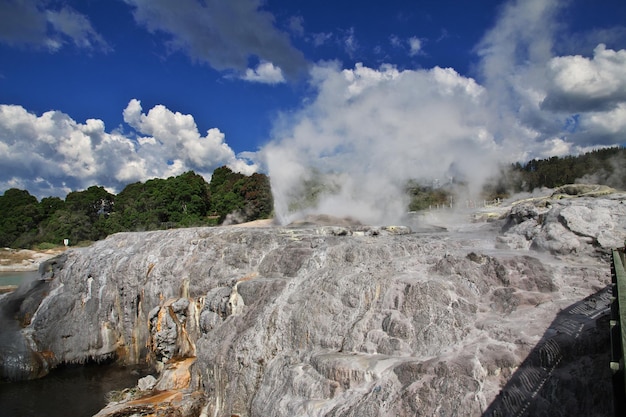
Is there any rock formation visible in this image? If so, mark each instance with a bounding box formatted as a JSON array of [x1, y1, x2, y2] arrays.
[[1, 188, 624, 416], [497, 191, 626, 255]]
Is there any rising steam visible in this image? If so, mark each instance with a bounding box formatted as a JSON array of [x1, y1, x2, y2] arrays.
[[263, 63, 500, 225], [262, 0, 626, 226]]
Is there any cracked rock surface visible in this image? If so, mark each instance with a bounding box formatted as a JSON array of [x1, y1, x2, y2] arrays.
[[1, 191, 624, 416]]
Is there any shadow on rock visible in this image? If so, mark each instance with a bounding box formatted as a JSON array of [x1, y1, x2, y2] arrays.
[[0, 254, 67, 381], [482, 286, 614, 417], [0, 279, 53, 381]]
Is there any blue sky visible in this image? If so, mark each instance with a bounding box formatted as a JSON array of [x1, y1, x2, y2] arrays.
[[1, 0, 625, 211]]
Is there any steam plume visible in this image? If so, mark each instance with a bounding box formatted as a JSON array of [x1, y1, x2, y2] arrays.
[[263, 63, 498, 225], [262, 0, 626, 226]]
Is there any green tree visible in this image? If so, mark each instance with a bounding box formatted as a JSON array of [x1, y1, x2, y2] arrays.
[[240, 173, 273, 220], [65, 186, 115, 221], [0, 167, 274, 247], [114, 171, 211, 231], [39, 196, 65, 218], [208, 166, 273, 223], [37, 209, 94, 245], [0, 189, 40, 247], [209, 166, 245, 222], [487, 146, 626, 195], [406, 183, 452, 211], [61, 186, 116, 241]]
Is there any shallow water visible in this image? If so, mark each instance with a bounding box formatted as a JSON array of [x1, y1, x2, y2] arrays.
[[0, 271, 39, 287], [0, 363, 147, 417]]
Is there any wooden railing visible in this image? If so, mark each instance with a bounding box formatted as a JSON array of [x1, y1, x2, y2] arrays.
[[610, 242, 626, 415]]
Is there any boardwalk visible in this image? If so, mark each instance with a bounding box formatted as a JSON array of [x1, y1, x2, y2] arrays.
[[611, 246, 626, 415], [483, 286, 613, 417]]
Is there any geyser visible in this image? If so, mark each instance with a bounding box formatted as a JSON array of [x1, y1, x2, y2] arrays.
[[262, 63, 500, 226]]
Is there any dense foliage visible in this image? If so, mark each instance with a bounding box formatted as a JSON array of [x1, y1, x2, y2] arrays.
[[0, 168, 273, 249], [209, 167, 273, 223], [108, 171, 212, 233], [0, 189, 40, 248]]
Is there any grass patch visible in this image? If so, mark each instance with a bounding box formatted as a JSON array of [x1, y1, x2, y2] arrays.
[[33, 242, 61, 251]]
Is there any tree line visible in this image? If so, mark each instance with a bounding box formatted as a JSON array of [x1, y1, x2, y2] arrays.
[[409, 146, 626, 209], [0, 167, 272, 249], [483, 146, 626, 199], [2, 147, 624, 248]]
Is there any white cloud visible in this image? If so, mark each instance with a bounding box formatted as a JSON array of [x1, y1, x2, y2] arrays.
[[123, 99, 257, 174], [542, 44, 626, 112], [474, 0, 626, 149], [46, 7, 111, 51], [408, 37, 422, 56], [122, 98, 143, 127], [578, 103, 626, 143], [124, 0, 306, 78], [343, 27, 358, 57], [533, 137, 575, 159], [0, 101, 256, 198], [241, 61, 286, 84], [311, 32, 333, 47], [0, 1, 109, 52], [389, 35, 402, 48], [288, 15, 305, 37]]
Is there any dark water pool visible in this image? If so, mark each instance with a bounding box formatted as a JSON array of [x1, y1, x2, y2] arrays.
[[0, 363, 147, 417], [0, 274, 148, 416]]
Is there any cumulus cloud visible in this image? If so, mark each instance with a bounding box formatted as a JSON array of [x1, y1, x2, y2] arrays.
[[241, 61, 286, 84], [542, 44, 626, 112], [0, 1, 109, 52], [123, 99, 257, 174], [124, 0, 306, 79], [262, 62, 497, 225], [473, 0, 626, 152], [577, 103, 626, 145], [0, 100, 255, 198]]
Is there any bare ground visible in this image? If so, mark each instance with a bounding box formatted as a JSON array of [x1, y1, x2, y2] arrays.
[[0, 247, 67, 272]]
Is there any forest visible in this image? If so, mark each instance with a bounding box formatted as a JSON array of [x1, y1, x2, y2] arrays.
[[1, 147, 625, 249], [484, 146, 626, 198], [0, 167, 272, 249], [407, 146, 626, 210]]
